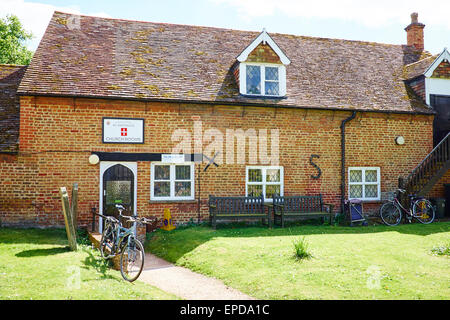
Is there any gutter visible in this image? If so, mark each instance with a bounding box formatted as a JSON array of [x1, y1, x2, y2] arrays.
[[340, 111, 357, 215], [16, 92, 435, 116]]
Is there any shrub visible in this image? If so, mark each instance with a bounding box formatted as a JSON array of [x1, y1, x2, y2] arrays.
[[292, 236, 312, 260]]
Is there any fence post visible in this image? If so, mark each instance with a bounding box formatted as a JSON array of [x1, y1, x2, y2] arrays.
[[60, 187, 77, 251]]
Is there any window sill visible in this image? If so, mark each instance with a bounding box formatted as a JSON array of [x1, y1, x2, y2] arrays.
[[149, 200, 197, 204], [240, 94, 287, 100]]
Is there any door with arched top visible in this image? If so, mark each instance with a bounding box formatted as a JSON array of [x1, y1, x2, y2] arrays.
[[100, 162, 137, 230]]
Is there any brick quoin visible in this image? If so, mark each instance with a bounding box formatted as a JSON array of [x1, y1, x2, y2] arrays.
[[0, 95, 434, 228]]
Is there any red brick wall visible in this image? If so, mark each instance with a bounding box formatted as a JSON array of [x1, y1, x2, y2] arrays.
[[432, 60, 450, 79], [409, 77, 426, 102], [0, 96, 434, 227]]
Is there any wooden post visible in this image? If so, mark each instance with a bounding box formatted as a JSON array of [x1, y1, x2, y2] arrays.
[[60, 187, 77, 251], [71, 183, 78, 230]]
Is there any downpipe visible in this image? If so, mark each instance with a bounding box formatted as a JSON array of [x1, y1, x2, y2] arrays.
[[340, 111, 357, 217]]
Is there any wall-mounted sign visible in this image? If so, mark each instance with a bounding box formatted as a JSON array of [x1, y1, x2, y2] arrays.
[[102, 118, 144, 144], [161, 154, 185, 163]]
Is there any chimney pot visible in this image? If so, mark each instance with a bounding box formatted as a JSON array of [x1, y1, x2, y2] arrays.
[[411, 12, 419, 24]]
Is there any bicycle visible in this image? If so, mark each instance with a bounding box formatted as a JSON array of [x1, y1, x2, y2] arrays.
[[97, 204, 153, 282], [379, 189, 435, 226]]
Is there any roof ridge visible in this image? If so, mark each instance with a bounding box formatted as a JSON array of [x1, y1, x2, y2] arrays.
[[404, 54, 437, 68]]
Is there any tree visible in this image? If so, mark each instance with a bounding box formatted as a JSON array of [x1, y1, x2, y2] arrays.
[[0, 15, 33, 65]]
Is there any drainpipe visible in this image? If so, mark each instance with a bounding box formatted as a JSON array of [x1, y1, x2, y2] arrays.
[[340, 111, 357, 214]]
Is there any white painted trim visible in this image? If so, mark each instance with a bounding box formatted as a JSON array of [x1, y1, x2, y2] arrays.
[[246, 166, 284, 202], [348, 167, 381, 201], [237, 30, 291, 65], [424, 48, 450, 78], [150, 162, 195, 201], [99, 161, 138, 233], [425, 77, 450, 105]]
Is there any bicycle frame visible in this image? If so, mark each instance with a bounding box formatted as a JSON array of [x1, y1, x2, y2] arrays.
[[391, 193, 426, 222]]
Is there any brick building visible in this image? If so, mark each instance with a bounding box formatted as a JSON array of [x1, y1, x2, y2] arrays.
[[1, 11, 450, 228]]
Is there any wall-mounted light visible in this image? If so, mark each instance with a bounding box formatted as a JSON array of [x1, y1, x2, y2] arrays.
[[89, 154, 100, 165], [395, 136, 405, 145]]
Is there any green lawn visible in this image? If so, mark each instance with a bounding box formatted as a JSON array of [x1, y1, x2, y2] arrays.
[[147, 222, 450, 300], [0, 228, 179, 300]]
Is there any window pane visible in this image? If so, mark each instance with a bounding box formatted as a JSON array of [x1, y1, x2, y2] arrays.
[[154, 182, 170, 197], [265, 67, 279, 81], [365, 170, 378, 183], [349, 170, 362, 183], [176, 165, 191, 180], [175, 181, 191, 197], [350, 185, 362, 198], [266, 169, 280, 182], [155, 165, 170, 180], [105, 181, 131, 205], [266, 185, 281, 199], [248, 169, 262, 182], [246, 65, 261, 94], [365, 185, 378, 198], [248, 184, 263, 197], [265, 81, 279, 96]]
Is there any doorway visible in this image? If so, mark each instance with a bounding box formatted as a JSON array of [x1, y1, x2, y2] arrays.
[[99, 162, 137, 233]]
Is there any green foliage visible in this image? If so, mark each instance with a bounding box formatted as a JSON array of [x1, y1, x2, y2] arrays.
[[292, 236, 312, 260], [0, 15, 33, 65]]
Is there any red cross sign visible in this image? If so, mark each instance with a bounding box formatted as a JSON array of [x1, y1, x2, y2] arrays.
[[121, 128, 127, 136]]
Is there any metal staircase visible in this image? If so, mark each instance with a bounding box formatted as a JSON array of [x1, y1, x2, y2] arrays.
[[403, 132, 450, 196]]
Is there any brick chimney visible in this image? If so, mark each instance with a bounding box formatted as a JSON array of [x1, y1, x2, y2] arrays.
[[405, 12, 425, 51]]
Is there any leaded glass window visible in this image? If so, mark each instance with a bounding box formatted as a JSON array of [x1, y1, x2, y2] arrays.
[[246, 166, 283, 201], [243, 64, 283, 97], [246, 65, 261, 95], [151, 163, 194, 200], [348, 167, 380, 200]]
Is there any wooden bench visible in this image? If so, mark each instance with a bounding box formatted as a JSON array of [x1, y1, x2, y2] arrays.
[[272, 195, 334, 228], [208, 195, 271, 229]]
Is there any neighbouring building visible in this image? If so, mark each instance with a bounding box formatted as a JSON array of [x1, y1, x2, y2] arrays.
[[1, 11, 450, 229]]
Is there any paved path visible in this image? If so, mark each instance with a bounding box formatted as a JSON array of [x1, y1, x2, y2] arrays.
[[139, 253, 254, 300]]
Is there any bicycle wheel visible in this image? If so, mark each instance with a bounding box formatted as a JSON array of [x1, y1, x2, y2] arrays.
[[412, 199, 435, 224], [120, 237, 145, 282], [380, 202, 402, 226], [100, 222, 116, 259]]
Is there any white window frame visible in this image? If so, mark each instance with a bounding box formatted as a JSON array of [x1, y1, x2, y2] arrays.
[[240, 62, 286, 97], [246, 166, 284, 202], [151, 162, 195, 201], [348, 167, 381, 201]]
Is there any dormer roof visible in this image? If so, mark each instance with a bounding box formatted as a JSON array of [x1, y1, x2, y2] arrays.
[[237, 29, 291, 65]]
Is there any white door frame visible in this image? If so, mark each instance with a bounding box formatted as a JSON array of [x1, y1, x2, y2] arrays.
[[99, 161, 138, 233]]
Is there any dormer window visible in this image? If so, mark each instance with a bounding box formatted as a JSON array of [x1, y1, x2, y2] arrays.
[[243, 63, 285, 96], [237, 29, 290, 98]]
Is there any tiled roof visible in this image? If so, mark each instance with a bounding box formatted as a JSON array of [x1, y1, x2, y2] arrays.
[[0, 64, 27, 153], [18, 11, 433, 114], [403, 54, 438, 80]]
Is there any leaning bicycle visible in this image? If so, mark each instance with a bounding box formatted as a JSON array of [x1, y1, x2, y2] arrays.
[[379, 189, 435, 226], [97, 204, 152, 282]]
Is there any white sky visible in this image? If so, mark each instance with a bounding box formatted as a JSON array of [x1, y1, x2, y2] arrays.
[[1, 0, 449, 55]]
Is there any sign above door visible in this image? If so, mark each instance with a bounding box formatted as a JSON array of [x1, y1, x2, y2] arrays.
[[102, 117, 145, 144]]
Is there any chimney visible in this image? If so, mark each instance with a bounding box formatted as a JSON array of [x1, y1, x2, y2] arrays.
[[405, 12, 425, 51]]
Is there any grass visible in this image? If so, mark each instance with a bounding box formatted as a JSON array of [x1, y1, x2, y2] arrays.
[[0, 228, 179, 300], [147, 222, 450, 300], [292, 237, 312, 260]]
